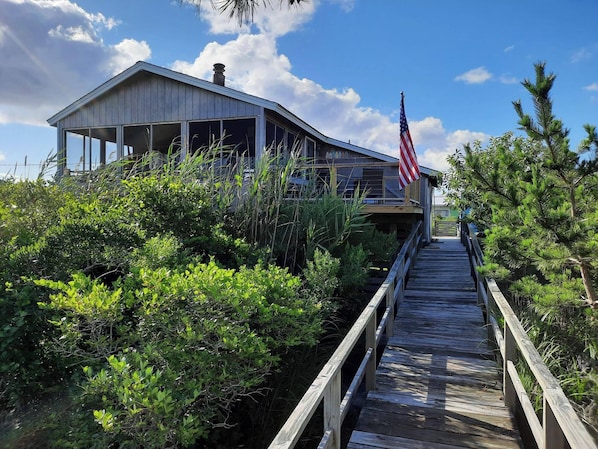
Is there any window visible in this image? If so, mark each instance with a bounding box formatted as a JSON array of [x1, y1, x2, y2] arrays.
[[123, 123, 181, 158], [305, 137, 316, 160], [223, 118, 255, 158], [189, 120, 221, 153], [189, 119, 256, 159], [287, 131, 297, 153], [64, 128, 117, 172], [152, 123, 181, 153], [266, 120, 285, 151], [124, 125, 150, 157]]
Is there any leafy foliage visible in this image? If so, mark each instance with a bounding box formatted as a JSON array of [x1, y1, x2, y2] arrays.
[[445, 62, 598, 430], [36, 260, 321, 447], [1, 143, 390, 447]]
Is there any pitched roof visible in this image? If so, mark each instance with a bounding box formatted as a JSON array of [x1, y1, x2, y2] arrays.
[[48, 61, 437, 173]]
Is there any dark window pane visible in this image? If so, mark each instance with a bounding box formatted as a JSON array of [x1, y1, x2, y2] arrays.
[[152, 123, 181, 154], [124, 125, 150, 156], [189, 120, 221, 153], [223, 118, 255, 158], [266, 120, 276, 149]]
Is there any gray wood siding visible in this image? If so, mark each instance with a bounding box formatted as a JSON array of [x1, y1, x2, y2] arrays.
[[59, 73, 260, 129]]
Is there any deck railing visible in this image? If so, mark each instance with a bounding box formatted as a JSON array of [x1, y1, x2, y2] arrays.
[[461, 224, 597, 449], [267, 222, 423, 449]]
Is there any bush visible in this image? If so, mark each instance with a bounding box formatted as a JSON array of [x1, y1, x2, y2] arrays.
[[37, 261, 322, 447]]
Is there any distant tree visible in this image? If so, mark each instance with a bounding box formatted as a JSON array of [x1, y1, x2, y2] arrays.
[[183, 0, 304, 24]]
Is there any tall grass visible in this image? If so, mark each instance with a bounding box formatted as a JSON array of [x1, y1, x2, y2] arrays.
[[54, 138, 371, 272]]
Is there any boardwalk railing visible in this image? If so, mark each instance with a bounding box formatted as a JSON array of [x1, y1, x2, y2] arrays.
[[268, 222, 423, 449], [461, 224, 597, 449]]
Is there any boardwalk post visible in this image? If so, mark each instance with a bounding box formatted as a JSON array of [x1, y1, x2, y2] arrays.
[[385, 281, 395, 338], [503, 323, 517, 408], [486, 282, 496, 346], [365, 313, 377, 392], [543, 391, 566, 449], [396, 259, 405, 306], [323, 372, 341, 449]]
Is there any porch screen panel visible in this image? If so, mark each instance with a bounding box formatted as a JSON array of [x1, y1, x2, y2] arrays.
[[223, 118, 256, 158], [65, 129, 86, 172], [152, 123, 181, 154], [189, 120, 220, 153], [124, 125, 150, 157]]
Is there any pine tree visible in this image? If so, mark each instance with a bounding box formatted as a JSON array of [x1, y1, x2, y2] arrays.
[[512, 62, 598, 310], [445, 62, 598, 429]]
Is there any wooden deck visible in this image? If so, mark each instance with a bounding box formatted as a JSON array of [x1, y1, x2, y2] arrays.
[[347, 237, 523, 449]]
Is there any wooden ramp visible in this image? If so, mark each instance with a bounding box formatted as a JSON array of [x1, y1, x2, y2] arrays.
[[347, 237, 523, 449]]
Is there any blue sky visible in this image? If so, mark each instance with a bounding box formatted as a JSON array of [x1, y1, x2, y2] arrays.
[[1, 0, 597, 178]]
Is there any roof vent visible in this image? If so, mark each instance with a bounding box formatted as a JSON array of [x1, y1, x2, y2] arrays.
[[213, 63, 225, 86]]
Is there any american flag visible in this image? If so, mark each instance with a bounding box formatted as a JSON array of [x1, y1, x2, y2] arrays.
[[398, 93, 420, 189]]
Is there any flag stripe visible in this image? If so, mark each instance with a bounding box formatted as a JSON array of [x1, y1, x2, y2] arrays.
[[398, 94, 420, 189]]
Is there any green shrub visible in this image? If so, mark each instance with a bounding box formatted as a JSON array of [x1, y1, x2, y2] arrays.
[[36, 261, 322, 447], [338, 243, 370, 297], [302, 248, 340, 313]]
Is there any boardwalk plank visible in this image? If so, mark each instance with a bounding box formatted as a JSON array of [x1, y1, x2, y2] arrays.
[[347, 237, 522, 449]]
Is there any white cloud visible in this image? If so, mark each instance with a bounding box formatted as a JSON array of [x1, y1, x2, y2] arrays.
[[409, 120, 489, 172], [0, 151, 5, 161], [504, 45, 515, 53], [455, 66, 492, 84], [571, 47, 591, 63], [107, 39, 152, 75], [185, 0, 317, 37], [584, 82, 598, 91], [499, 74, 518, 84], [48, 24, 97, 44], [171, 16, 489, 173], [0, 0, 149, 125]]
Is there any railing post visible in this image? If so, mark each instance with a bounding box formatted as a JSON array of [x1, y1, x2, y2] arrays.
[[396, 259, 405, 307], [503, 323, 517, 409], [365, 313, 377, 392], [385, 281, 395, 338], [475, 271, 484, 307], [323, 372, 341, 449], [486, 282, 495, 344], [543, 390, 566, 449]]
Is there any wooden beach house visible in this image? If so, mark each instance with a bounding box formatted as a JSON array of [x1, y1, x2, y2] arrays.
[[47, 61, 439, 242]]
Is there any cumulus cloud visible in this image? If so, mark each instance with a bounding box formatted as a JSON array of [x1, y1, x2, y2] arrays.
[[571, 47, 591, 63], [172, 34, 485, 172], [409, 120, 489, 172], [185, 0, 317, 36], [107, 39, 152, 75], [455, 66, 492, 84], [584, 82, 598, 91], [0, 0, 150, 125]]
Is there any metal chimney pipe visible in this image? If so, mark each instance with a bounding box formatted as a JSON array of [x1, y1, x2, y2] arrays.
[[213, 63, 225, 86]]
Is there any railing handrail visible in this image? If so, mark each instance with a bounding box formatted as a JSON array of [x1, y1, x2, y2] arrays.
[[268, 221, 423, 449], [461, 224, 597, 449]]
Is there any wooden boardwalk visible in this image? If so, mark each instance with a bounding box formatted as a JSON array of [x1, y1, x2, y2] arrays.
[[347, 237, 523, 449]]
